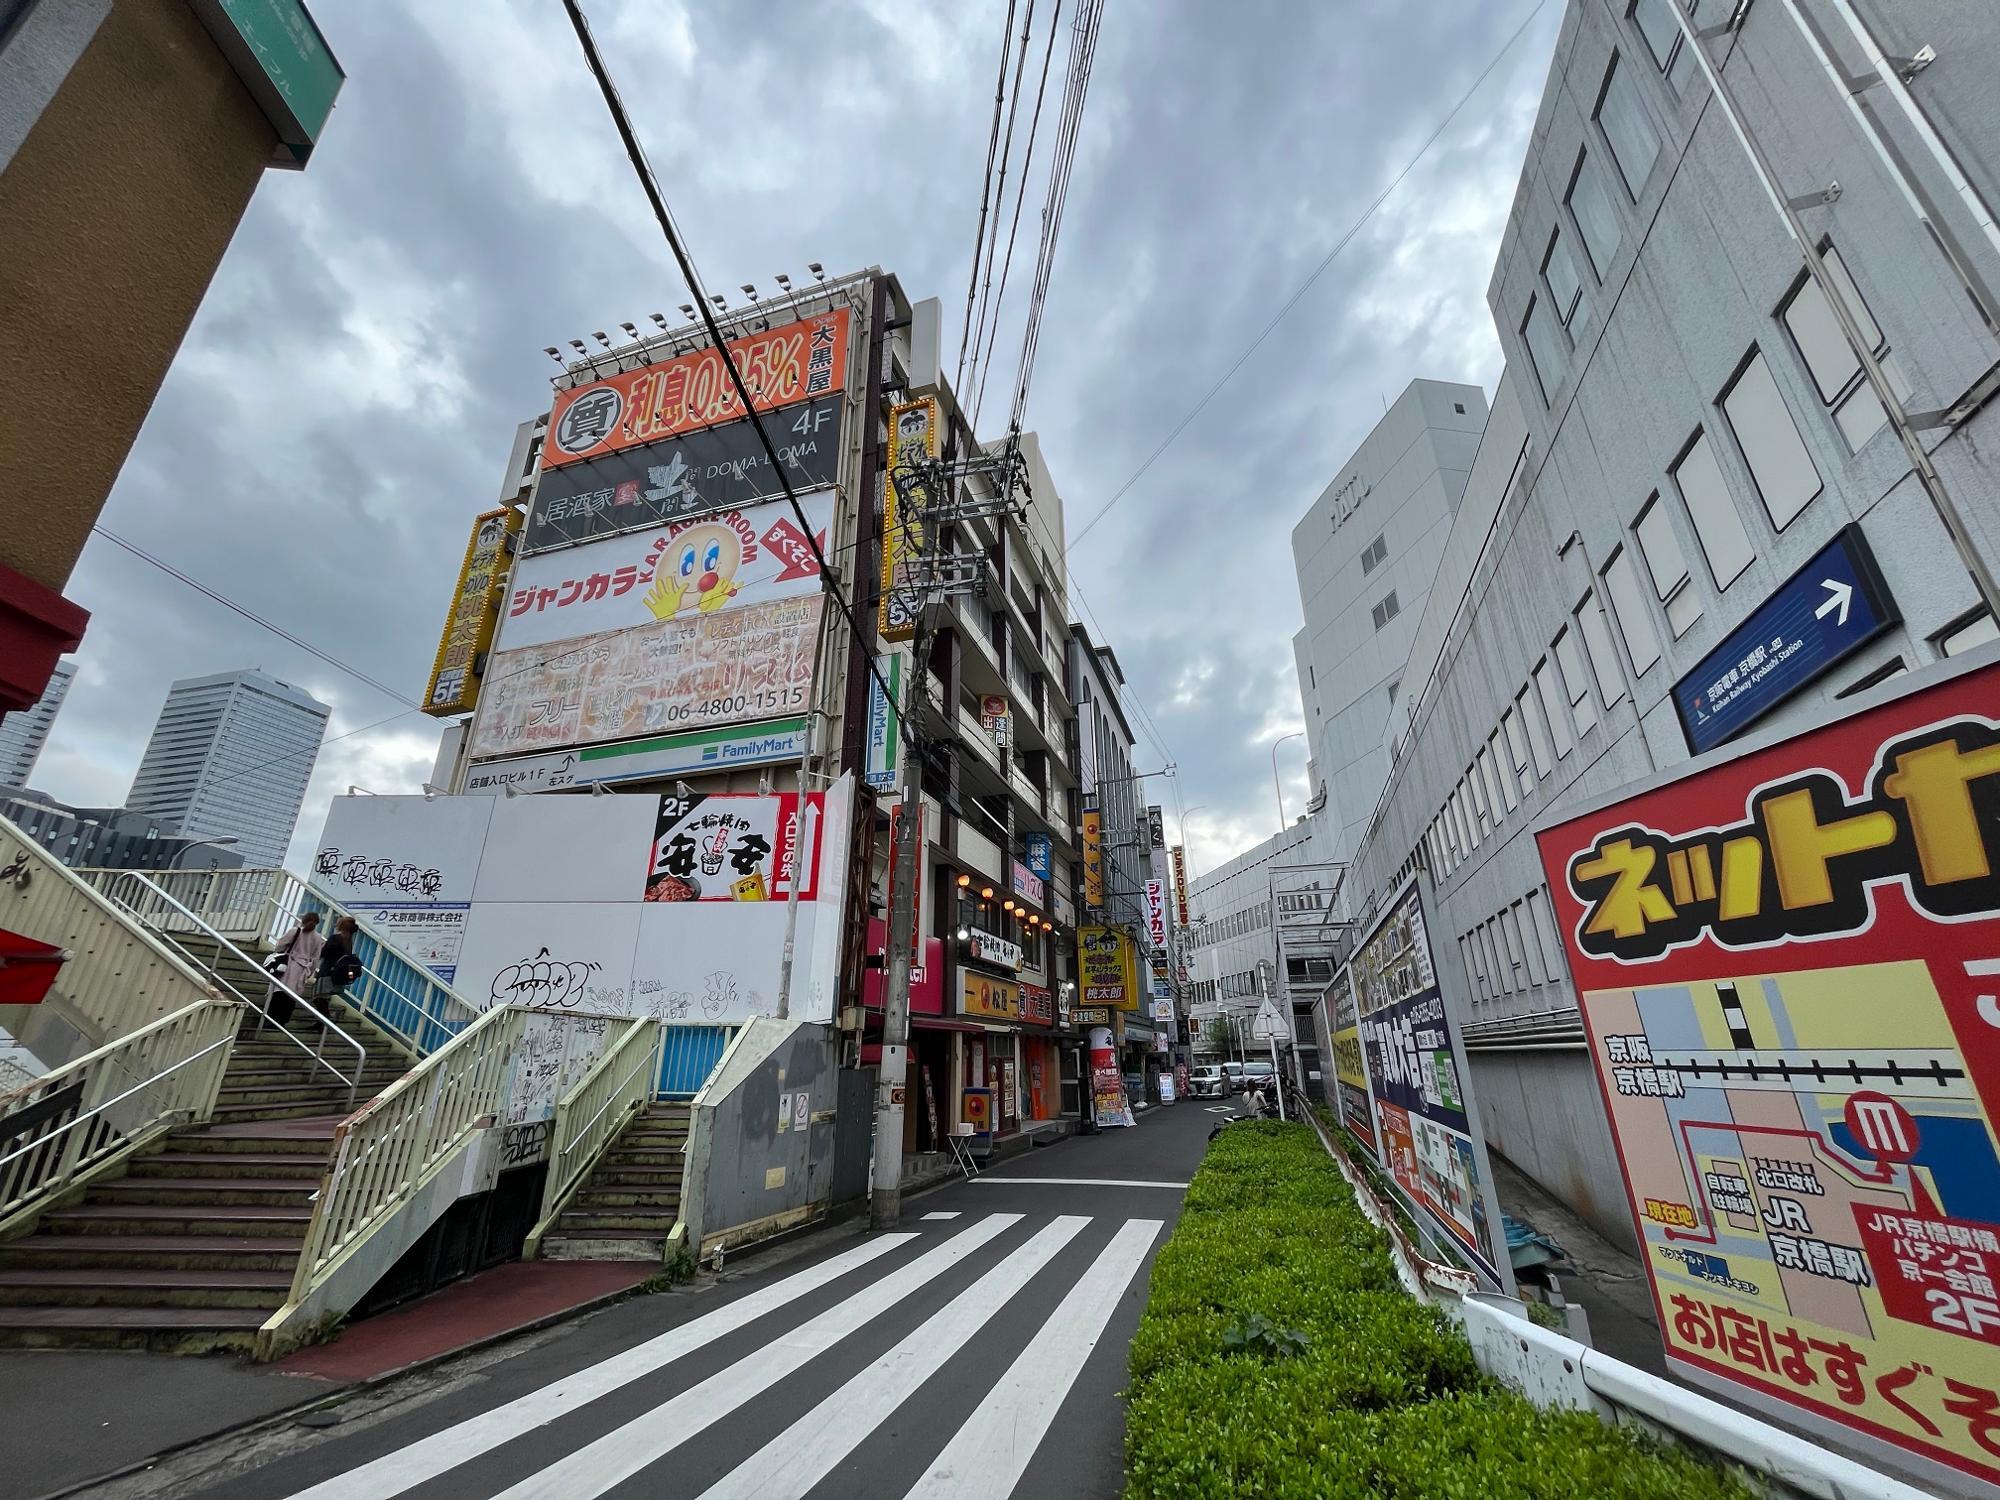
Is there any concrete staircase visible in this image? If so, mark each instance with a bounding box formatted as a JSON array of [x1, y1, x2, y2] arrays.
[[0, 1009, 410, 1351], [541, 1102, 690, 1261]]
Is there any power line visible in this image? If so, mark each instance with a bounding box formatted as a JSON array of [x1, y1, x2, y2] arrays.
[[964, 0, 1038, 414], [954, 0, 1020, 394], [1068, 0, 1550, 548]]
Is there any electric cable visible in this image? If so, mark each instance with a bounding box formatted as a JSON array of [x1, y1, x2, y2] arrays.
[[954, 0, 1019, 394]]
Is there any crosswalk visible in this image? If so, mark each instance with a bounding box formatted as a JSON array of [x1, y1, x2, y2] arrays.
[[270, 1211, 1163, 1500]]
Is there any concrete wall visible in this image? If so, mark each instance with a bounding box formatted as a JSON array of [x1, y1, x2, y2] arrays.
[[0, 0, 275, 593]]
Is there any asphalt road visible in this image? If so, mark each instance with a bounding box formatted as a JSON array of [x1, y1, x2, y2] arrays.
[[83, 1099, 1222, 1500]]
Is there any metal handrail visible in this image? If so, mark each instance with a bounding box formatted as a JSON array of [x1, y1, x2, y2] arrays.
[[267, 882, 473, 1058], [92, 871, 366, 1108], [0, 1036, 232, 1170], [534, 1017, 659, 1241]]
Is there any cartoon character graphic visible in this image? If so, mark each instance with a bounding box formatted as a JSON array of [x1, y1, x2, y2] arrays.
[[643, 522, 744, 619]]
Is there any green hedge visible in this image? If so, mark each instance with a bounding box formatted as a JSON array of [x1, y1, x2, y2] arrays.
[[1125, 1121, 1750, 1499]]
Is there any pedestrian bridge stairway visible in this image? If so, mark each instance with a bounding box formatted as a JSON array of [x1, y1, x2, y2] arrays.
[[540, 1102, 691, 1263], [0, 1010, 412, 1351]]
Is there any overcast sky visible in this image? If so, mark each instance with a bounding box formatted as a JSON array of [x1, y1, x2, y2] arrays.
[[35, 0, 1561, 876]]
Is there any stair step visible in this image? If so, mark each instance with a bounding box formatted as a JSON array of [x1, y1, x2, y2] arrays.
[[0, 1305, 267, 1351], [0, 1267, 291, 1309], [43, 1205, 312, 1236], [593, 1169, 684, 1187], [128, 1152, 327, 1178], [206, 1101, 358, 1124], [0, 1234, 303, 1272], [194, 1115, 345, 1141], [558, 1209, 679, 1230], [573, 1188, 681, 1209], [91, 1177, 318, 1205]]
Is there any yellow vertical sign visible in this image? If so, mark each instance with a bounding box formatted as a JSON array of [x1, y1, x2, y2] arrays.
[[1082, 809, 1104, 908], [878, 396, 939, 642], [424, 506, 520, 717]]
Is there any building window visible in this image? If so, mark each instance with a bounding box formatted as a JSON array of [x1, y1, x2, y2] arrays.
[[1483, 923, 1511, 996], [1516, 685, 1555, 779], [1486, 733, 1517, 812], [1534, 658, 1577, 759], [1567, 150, 1624, 281], [1521, 294, 1568, 404], [1361, 534, 1389, 573], [1552, 627, 1600, 736], [1721, 352, 1822, 530], [1467, 765, 1490, 836], [1631, 0, 1701, 92], [1937, 608, 2000, 657], [1371, 591, 1400, 630], [1671, 431, 1756, 586], [1575, 591, 1627, 706], [1501, 707, 1533, 796], [1836, 656, 1908, 698], [1596, 54, 1661, 199], [1544, 229, 1584, 327], [1779, 245, 1909, 453], [1462, 934, 1489, 1001], [1634, 495, 1703, 636], [1603, 545, 1663, 674]]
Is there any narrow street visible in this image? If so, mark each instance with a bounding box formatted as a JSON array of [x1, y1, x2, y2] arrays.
[[87, 1104, 1217, 1500]]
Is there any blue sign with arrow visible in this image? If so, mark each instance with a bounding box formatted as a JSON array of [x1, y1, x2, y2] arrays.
[[1672, 523, 1899, 755]]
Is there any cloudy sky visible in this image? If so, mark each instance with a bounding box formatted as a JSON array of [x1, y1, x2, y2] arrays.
[[36, 0, 1562, 876]]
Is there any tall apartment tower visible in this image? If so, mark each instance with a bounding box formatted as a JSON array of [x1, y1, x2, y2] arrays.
[[0, 658, 74, 788], [1291, 380, 1487, 877], [127, 670, 331, 867]]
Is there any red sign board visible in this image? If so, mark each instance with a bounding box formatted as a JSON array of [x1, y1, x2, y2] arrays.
[[0, 927, 64, 1006], [1534, 660, 2000, 1493]]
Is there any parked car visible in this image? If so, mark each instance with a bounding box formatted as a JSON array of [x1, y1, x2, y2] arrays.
[[1221, 1061, 1247, 1094], [1190, 1065, 1226, 1099], [1242, 1061, 1276, 1091]]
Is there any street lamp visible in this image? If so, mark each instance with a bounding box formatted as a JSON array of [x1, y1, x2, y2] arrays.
[[1270, 732, 1305, 831], [170, 835, 238, 870], [1177, 805, 1207, 876]]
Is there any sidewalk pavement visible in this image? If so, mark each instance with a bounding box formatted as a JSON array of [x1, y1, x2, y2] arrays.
[[13, 1258, 653, 1500]]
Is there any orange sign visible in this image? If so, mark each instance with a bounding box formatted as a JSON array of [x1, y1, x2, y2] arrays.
[[543, 307, 851, 468], [961, 970, 1020, 1021]]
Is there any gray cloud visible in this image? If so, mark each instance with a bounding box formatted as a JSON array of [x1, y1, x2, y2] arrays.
[[36, 0, 1559, 875]]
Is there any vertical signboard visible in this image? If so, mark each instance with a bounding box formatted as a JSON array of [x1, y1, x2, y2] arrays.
[[1534, 658, 2000, 1496], [1330, 966, 1377, 1153], [424, 507, 520, 717], [1171, 845, 1190, 928], [1351, 879, 1511, 1290], [879, 396, 939, 642], [1089, 1025, 1133, 1128], [1024, 832, 1052, 880], [865, 651, 901, 791], [1082, 809, 1104, 909]]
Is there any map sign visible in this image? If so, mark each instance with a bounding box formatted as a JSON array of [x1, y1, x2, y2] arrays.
[[1350, 879, 1510, 1289], [1535, 657, 2000, 1496]]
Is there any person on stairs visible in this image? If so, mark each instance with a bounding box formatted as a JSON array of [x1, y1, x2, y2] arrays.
[[316, 916, 363, 1003], [265, 911, 322, 1028]]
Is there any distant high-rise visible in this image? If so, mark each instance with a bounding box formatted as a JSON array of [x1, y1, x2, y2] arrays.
[[127, 670, 331, 867], [0, 659, 75, 789]]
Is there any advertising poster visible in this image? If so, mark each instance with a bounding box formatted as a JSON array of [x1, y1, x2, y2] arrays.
[[1352, 879, 1510, 1289], [1089, 1026, 1133, 1128], [1078, 926, 1139, 1010], [423, 507, 521, 718], [543, 306, 850, 468], [1329, 966, 1378, 1153], [643, 789, 824, 903], [468, 593, 823, 760], [526, 396, 841, 553], [1082, 809, 1104, 908], [1534, 657, 2000, 1496], [864, 651, 901, 791], [495, 491, 832, 655], [878, 396, 939, 642]]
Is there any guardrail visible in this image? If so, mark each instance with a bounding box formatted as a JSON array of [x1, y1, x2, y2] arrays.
[[659, 1022, 737, 1098], [0, 999, 238, 1235], [528, 1016, 659, 1254]]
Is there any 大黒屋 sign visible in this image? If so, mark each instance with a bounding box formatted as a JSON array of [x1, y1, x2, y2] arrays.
[[544, 307, 850, 468], [423, 507, 520, 718], [1535, 655, 2000, 1495]]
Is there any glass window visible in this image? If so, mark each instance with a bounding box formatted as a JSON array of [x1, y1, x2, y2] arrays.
[[1544, 229, 1584, 327], [1361, 534, 1388, 573], [1567, 151, 1623, 280], [1497, 907, 1527, 986], [1522, 294, 1569, 403], [1552, 627, 1600, 736], [1596, 55, 1661, 198], [1603, 546, 1663, 673], [1671, 431, 1756, 585], [1939, 609, 1999, 657], [1527, 887, 1566, 980], [1462, 935, 1489, 1001], [1722, 353, 1822, 530], [1487, 733, 1517, 811], [1635, 495, 1703, 636], [1780, 246, 1909, 453], [1467, 763, 1490, 835], [1535, 658, 1577, 758], [1632, 0, 1679, 70], [1517, 684, 1555, 778], [1501, 707, 1533, 795], [1577, 590, 1627, 705], [1371, 591, 1401, 630], [1512, 903, 1544, 986]]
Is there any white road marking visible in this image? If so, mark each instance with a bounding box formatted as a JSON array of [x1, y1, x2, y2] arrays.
[[281, 1232, 915, 1500], [971, 1177, 1188, 1189], [491, 1214, 1024, 1500], [921, 1211, 961, 1220], [903, 1218, 1164, 1500], [694, 1216, 1091, 1500]]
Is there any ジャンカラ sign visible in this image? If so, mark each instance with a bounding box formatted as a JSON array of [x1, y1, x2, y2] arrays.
[[1534, 656, 2000, 1496]]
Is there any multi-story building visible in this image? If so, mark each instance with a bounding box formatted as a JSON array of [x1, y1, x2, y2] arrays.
[[0, 658, 73, 789], [127, 669, 330, 867], [0, 1, 340, 715], [1335, 0, 2000, 1253], [0, 787, 245, 872], [1292, 380, 1486, 873]]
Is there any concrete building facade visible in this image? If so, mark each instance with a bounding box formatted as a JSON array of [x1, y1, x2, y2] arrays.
[[0, 657, 73, 789], [1335, 0, 2000, 1252]]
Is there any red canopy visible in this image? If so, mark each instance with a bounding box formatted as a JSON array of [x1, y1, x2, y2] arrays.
[[0, 928, 66, 1006]]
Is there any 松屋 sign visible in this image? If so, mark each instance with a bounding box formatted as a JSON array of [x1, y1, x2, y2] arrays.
[[1535, 655, 2000, 1497]]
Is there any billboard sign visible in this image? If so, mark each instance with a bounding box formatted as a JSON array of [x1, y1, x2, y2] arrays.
[[1330, 965, 1377, 1153], [423, 507, 520, 717], [1144, 878, 1168, 950], [879, 396, 939, 642], [461, 717, 809, 796], [1010, 859, 1045, 908], [962, 970, 1021, 1021], [1024, 832, 1052, 880], [525, 397, 841, 553], [495, 491, 832, 655], [543, 306, 851, 468], [1146, 805, 1166, 850], [1171, 845, 1190, 927], [1082, 810, 1104, 908], [1535, 657, 2000, 1495], [966, 929, 1022, 972], [1352, 880, 1511, 1289], [1672, 523, 1897, 756], [468, 593, 823, 761], [864, 651, 901, 791], [643, 789, 824, 903], [1078, 925, 1139, 1010]]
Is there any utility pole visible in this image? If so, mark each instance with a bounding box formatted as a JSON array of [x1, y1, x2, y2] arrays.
[[870, 674, 924, 1229]]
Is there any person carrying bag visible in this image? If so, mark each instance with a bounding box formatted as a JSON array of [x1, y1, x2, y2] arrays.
[[265, 911, 323, 1028]]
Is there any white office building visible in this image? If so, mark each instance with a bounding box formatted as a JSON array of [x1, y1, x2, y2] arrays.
[[127, 669, 330, 867], [0, 658, 73, 789]]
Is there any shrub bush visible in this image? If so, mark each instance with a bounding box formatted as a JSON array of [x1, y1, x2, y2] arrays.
[[1125, 1122, 1750, 1499]]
